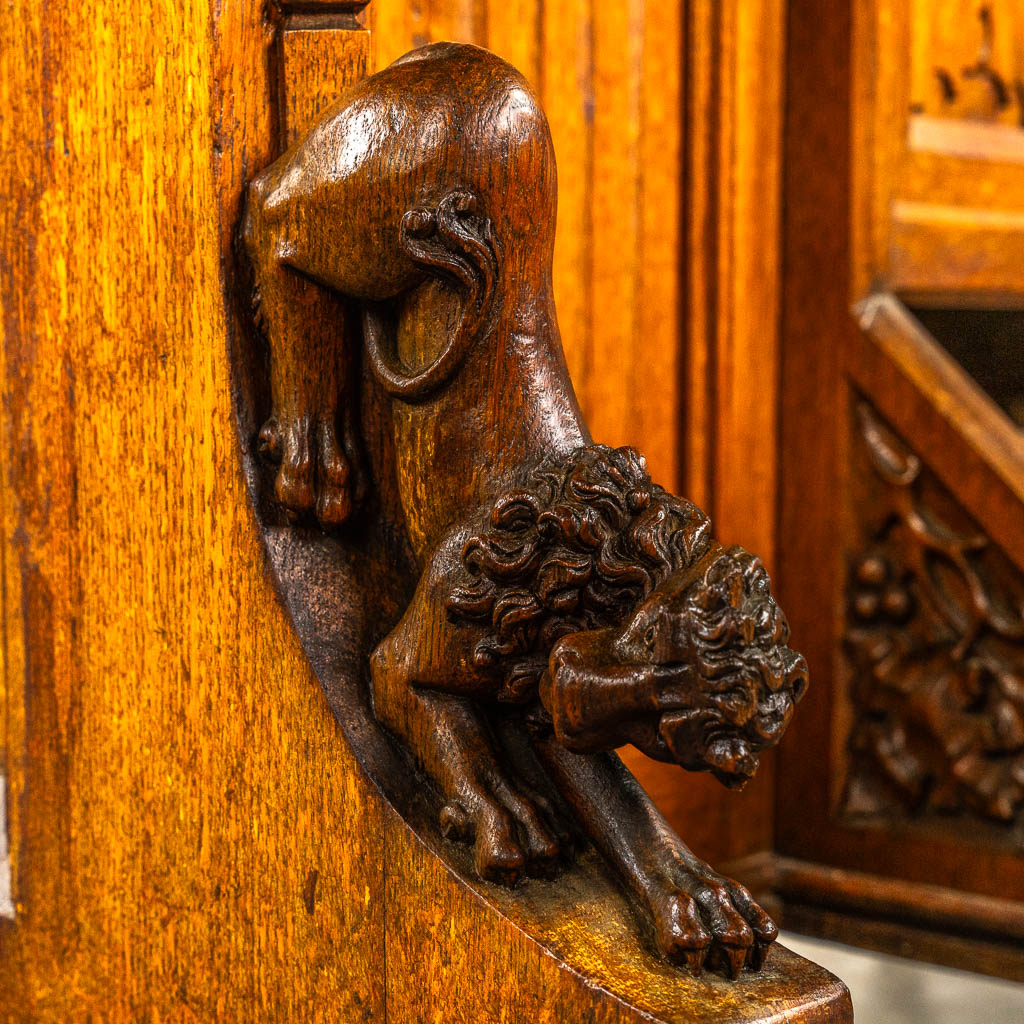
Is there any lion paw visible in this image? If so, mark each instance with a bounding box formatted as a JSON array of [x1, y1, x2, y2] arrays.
[[647, 869, 777, 977], [258, 414, 358, 527], [440, 784, 561, 886]]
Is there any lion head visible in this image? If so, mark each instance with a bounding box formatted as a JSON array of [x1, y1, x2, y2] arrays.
[[445, 444, 713, 701], [543, 544, 809, 788], [445, 444, 807, 787]]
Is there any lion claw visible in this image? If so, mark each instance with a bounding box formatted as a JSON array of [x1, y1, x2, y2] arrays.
[[711, 944, 748, 980], [646, 867, 777, 978], [748, 937, 773, 971]]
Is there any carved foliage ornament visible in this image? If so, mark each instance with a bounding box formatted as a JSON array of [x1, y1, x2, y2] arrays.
[[842, 401, 1024, 831], [240, 43, 809, 977]]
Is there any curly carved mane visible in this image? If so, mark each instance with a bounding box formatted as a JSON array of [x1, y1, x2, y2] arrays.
[[446, 445, 712, 700]]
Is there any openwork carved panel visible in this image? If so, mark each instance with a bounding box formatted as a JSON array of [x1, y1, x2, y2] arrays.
[[842, 400, 1024, 832]]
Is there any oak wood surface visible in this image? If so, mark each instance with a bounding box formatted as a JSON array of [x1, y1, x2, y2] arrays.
[[0, 3, 388, 1019], [0, 1, 855, 1019]]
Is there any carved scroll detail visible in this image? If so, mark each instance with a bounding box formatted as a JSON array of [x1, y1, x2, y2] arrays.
[[363, 188, 500, 402], [841, 401, 1024, 828]]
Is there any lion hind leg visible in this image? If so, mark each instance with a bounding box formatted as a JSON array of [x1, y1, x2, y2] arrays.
[[370, 628, 560, 885]]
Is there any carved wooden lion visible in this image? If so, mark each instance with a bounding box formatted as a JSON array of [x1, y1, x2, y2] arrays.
[[243, 41, 807, 978]]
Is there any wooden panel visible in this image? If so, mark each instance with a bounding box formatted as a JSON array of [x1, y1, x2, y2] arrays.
[[706, 0, 785, 567], [855, 0, 1024, 304], [0, 2, 390, 1017], [777, 0, 1024, 977], [840, 396, 1024, 829], [673, 0, 788, 864]]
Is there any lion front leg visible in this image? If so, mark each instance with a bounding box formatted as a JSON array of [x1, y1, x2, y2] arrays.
[[530, 737, 777, 977], [370, 571, 562, 885], [242, 165, 365, 528]]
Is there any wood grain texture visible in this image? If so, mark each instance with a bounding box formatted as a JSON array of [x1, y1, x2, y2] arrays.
[[280, 27, 370, 146], [0, 2, 855, 1019], [0, 2, 388, 1019]]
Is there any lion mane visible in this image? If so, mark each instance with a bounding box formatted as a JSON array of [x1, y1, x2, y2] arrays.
[[445, 445, 712, 701]]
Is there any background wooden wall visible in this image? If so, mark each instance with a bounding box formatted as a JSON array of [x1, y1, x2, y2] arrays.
[[365, 0, 787, 867]]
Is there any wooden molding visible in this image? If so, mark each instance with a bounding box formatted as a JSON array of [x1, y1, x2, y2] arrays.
[[726, 852, 1024, 981], [851, 292, 1024, 565], [684, 0, 786, 567]]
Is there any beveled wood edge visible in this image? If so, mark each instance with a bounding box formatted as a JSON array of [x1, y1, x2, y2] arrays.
[[849, 291, 1024, 566], [276, 1, 370, 10], [724, 850, 1024, 943]]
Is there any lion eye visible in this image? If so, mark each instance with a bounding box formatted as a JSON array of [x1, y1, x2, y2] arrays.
[[644, 624, 657, 649]]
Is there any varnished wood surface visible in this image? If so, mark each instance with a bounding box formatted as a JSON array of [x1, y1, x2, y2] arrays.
[[0, 1, 854, 1019], [0, 3, 389, 1018], [777, 0, 1024, 977]]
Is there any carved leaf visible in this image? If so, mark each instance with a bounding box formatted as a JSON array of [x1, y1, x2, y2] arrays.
[[842, 400, 1024, 831]]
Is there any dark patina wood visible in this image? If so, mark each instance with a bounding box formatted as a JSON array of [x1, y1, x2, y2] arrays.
[[240, 41, 813, 983]]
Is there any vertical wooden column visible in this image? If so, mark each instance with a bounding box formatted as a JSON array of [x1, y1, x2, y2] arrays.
[[683, 0, 786, 565], [277, 2, 372, 149], [682, 0, 788, 866]]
